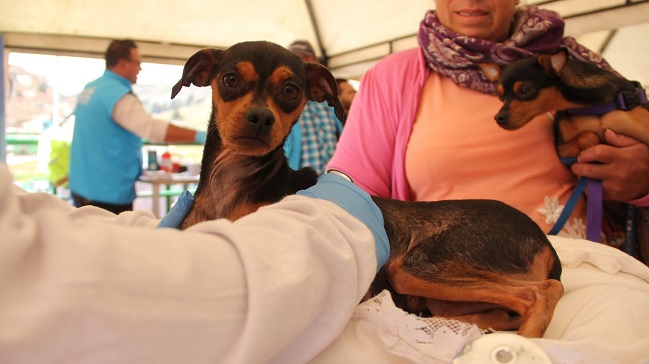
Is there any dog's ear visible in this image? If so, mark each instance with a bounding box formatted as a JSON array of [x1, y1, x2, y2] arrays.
[[171, 48, 224, 99], [537, 48, 569, 78], [304, 63, 346, 123], [477, 63, 502, 82]]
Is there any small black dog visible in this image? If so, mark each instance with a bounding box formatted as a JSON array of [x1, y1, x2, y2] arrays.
[[479, 48, 649, 157], [170, 41, 344, 227]]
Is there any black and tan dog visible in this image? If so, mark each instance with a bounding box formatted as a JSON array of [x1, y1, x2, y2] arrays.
[[479, 48, 649, 157], [171, 41, 563, 337], [171, 41, 343, 227], [369, 197, 562, 338]]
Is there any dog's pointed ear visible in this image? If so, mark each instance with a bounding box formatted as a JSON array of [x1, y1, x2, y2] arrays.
[[477, 63, 502, 82], [537, 48, 568, 78], [304, 63, 346, 124], [171, 48, 224, 99]]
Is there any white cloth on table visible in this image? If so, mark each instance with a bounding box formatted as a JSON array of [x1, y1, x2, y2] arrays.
[[311, 236, 649, 363]]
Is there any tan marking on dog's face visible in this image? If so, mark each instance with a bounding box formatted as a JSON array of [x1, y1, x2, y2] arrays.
[[264, 66, 308, 147], [236, 61, 259, 84], [269, 66, 294, 87], [512, 81, 524, 95], [211, 82, 261, 154], [496, 84, 504, 98], [502, 87, 585, 129], [209, 64, 307, 156]]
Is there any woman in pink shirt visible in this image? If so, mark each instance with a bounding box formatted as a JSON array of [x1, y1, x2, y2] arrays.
[[328, 0, 649, 260]]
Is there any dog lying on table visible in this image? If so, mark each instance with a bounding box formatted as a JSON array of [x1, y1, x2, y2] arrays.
[[170, 40, 563, 338]]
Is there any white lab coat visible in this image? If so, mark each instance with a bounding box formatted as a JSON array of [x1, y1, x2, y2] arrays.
[[0, 162, 378, 364]]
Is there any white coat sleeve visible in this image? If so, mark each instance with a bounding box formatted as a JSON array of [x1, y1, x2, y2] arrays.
[[0, 162, 378, 364]]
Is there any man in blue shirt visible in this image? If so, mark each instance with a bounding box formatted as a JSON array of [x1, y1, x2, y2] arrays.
[[70, 39, 207, 214]]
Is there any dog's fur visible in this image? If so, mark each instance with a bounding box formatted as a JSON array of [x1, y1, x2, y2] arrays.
[[170, 41, 343, 227], [479, 48, 649, 157], [371, 197, 562, 337], [171, 41, 563, 337]]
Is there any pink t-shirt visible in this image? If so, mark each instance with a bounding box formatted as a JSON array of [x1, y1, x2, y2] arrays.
[[406, 73, 586, 234]]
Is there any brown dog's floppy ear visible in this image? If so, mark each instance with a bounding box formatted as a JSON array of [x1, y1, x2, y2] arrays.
[[477, 63, 502, 82], [537, 48, 569, 79], [171, 48, 224, 99], [304, 63, 346, 123]]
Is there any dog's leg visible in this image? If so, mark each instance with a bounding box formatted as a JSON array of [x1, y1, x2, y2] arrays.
[[557, 131, 601, 158], [601, 108, 649, 146], [387, 251, 564, 337]]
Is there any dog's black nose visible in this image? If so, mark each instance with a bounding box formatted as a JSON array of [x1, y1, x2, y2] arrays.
[[495, 112, 510, 128], [246, 108, 275, 127]]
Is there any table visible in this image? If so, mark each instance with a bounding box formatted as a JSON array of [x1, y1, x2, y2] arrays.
[[138, 172, 200, 218]]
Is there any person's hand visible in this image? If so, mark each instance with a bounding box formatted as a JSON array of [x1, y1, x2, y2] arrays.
[[158, 190, 194, 228], [297, 173, 390, 271], [572, 129, 649, 201]]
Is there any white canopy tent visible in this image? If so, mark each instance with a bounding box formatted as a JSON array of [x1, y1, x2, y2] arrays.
[[1, 0, 648, 79], [1, 0, 649, 158]]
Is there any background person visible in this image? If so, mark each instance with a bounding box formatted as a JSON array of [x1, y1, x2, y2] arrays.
[[336, 78, 357, 122], [284, 40, 344, 174], [327, 0, 649, 259], [69, 39, 207, 214]]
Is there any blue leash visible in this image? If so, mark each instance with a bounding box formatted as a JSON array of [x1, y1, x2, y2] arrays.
[[550, 158, 602, 242]]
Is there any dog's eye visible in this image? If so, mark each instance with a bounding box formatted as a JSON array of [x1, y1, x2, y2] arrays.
[[518, 84, 534, 98], [222, 73, 240, 88], [282, 84, 299, 100]]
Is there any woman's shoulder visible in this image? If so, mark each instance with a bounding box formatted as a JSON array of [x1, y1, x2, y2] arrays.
[[359, 48, 428, 98], [363, 47, 428, 89], [366, 48, 426, 79]]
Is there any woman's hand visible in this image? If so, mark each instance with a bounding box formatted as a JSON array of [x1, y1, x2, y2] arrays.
[[572, 129, 649, 201]]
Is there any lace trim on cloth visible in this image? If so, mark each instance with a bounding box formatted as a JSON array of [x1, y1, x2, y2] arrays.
[[352, 290, 485, 363]]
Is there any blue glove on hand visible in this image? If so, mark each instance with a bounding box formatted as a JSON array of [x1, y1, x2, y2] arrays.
[[297, 173, 390, 272], [158, 190, 194, 229], [194, 130, 207, 144]]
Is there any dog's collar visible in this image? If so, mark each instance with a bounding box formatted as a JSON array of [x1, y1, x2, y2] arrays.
[[566, 86, 648, 116], [324, 169, 354, 183]]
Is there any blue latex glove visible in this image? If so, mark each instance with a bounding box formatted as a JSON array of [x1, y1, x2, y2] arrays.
[[158, 190, 194, 229], [297, 173, 390, 272], [194, 130, 207, 144]]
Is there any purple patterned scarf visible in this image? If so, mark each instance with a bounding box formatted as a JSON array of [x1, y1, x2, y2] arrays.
[[418, 6, 612, 95]]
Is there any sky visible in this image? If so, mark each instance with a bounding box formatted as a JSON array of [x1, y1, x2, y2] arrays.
[[8, 52, 183, 97]]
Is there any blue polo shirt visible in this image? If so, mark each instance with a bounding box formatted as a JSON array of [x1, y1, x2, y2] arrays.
[[69, 70, 143, 204]]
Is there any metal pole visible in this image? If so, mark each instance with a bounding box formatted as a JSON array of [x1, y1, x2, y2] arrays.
[[304, 0, 328, 66], [1, 34, 6, 162]]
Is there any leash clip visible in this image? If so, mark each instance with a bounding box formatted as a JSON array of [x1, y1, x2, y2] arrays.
[[615, 88, 647, 111]]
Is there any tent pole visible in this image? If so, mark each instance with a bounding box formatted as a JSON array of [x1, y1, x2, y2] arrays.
[[1, 34, 6, 162], [304, 0, 328, 66]]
